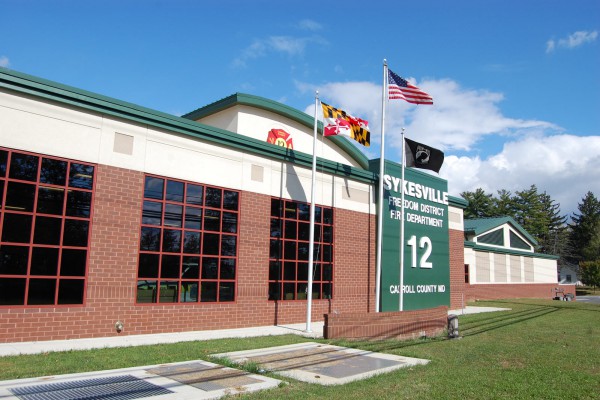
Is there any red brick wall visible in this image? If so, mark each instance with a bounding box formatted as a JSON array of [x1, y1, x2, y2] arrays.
[[0, 164, 145, 342], [449, 229, 466, 309], [465, 283, 577, 301], [3, 162, 569, 344], [0, 165, 377, 343], [323, 306, 447, 340], [234, 191, 332, 327], [331, 208, 377, 314]]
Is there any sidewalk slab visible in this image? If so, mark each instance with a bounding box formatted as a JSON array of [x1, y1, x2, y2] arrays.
[[0, 322, 324, 357], [213, 342, 429, 386], [449, 306, 511, 315], [0, 359, 282, 400]]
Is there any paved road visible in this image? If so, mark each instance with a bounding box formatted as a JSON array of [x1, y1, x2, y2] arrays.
[[577, 296, 600, 305]]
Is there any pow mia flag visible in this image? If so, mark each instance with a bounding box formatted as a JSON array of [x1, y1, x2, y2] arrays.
[[404, 137, 444, 173]]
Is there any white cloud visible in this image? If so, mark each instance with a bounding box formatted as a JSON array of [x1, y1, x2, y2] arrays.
[[440, 155, 483, 191], [232, 35, 324, 68], [268, 36, 307, 56], [298, 80, 382, 158], [546, 30, 598, 53], [298, 19, 322, 31], [0, 56, 9, 68], [231, 40, 267, 68], [560, 30, 598, 48], [299, 77, 555, 154], [297, 77, 595, 216], [442, 135, 600, 217], [400, 79, 556, 152]]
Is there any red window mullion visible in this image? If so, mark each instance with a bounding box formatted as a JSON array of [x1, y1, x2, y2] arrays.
[[138, 175, 239, 305], [269, 200, 331, 301], [0, 148, 94, 308], [25, 155, 44, 305]]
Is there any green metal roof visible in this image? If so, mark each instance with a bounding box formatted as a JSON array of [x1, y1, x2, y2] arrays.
[[464, 216, 538, 246], [0, 67, 375, 184], [464, 240, 557, 259], [448, 195, 468, 209], [183, 92, 370, 169]]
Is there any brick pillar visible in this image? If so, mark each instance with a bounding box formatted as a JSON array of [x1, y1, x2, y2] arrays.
[[449, 229, 465, 309], [333, 208, 376, 313]]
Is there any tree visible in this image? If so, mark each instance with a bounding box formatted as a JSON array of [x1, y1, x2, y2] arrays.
[[555, 224, 577, 273], [586, 232, 600, 262], [509, 186, 568, 257], [579, 260, 600, 288], [493, 189, 516, 218], [462, 185, 568, 258], [569, 192, 600, 262], [537, 191, 568, 256], [461, 188, 494, 219], [513, 185, 546, 240]]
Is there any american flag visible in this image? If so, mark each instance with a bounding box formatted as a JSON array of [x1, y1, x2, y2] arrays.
[[388, 69, 433, 105]]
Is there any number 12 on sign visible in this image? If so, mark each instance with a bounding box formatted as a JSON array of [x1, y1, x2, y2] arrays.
[[407, 235, 433, 269]]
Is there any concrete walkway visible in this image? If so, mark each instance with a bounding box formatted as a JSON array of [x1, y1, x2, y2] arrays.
[[576, 295, 600, 305], [449, 306, 510, 315], [0, 322, 324, 358]]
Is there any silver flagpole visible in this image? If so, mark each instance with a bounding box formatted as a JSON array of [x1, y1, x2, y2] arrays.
[[375, 60, 387, 313], [400, 127, 406, 311], [306, 90, 319, 332]]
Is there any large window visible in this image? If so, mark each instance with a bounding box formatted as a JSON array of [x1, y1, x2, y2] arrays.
[[0, 148, 95, 306], [268, 198, 333, 301], [137, 175, 239, 304]]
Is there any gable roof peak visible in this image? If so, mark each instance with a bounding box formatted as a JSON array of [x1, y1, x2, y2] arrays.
[[464, 216, 538, 246]]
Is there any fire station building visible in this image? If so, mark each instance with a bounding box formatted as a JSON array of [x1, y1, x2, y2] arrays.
[[0, 67, 569, 343]]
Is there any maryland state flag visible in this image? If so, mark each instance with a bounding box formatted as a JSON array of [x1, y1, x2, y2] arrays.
[[404, 137, 444, 173], [321, 102, 370, 147]]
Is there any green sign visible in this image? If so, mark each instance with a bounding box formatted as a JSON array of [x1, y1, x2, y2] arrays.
[[372, 160, 450, 311]]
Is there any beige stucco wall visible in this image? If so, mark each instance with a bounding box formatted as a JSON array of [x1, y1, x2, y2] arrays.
[[195, 105, 363, 168], [0, 88, 375, 215], [464, 247, 557, 284]]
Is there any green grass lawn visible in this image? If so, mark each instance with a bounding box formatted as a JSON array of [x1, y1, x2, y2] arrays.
[[1, 299, 598, 399]]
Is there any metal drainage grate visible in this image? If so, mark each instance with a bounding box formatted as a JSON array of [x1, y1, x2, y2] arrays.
[[9, 374, 172, 400]]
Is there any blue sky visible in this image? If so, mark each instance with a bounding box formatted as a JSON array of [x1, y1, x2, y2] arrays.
[[1, 0, 598, 217]]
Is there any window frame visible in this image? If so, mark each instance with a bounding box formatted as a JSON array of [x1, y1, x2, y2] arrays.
[[136, 174, 240, 305], [0, 147, 95, 308], [268, 198, 334, 301]]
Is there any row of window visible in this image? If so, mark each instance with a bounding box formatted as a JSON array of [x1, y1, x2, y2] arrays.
[[0, 147, 335, 306], [268, 199, 334, 301], [137, 176, 240, 304], [0, 149, 93, 306]]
